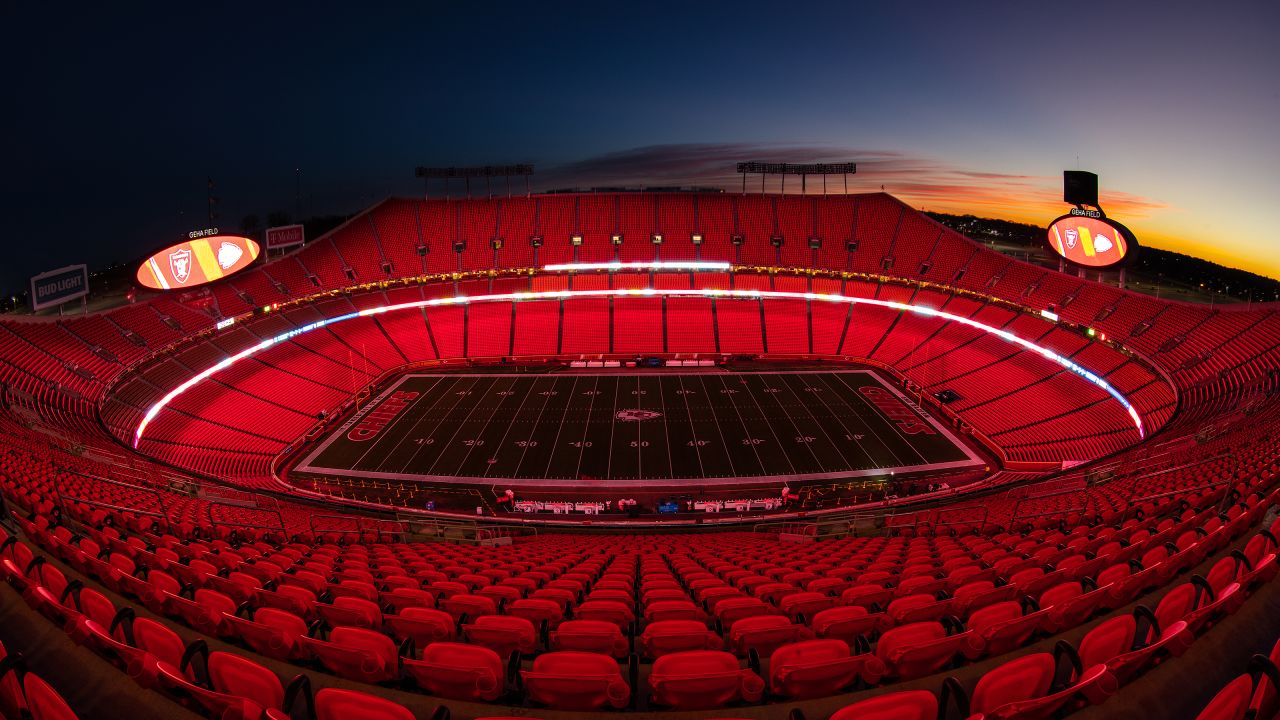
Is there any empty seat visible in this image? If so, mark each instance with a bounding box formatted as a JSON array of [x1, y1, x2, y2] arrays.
[[1077, 609, 1193, 685], [315, 596, 382, 629], [811, 606, 888, 648], [572, 600, 634, 629], [403, 642, 504, 702], [507, 598, 564, 629], [312, 687, 415, 720], [223, 607, 308, 661], [23, 673, 80, 720], [463, 615, 537, 658], [648, 650, 763, 710], [769, 638, 884, 699], [876, 621, 981, 680], [640, 620, 722, 659], [386, 607, 456, 648], [728, 615, 813, 658], [301, 626, 400, 683], [549, 619, 629, 658], [968, 645, 1117, 720], [521, 651, 630, 711], [828, 689, 940, 720]]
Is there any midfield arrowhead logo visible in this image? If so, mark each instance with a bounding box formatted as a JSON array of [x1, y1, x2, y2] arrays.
[[616, 409, 662, 422]]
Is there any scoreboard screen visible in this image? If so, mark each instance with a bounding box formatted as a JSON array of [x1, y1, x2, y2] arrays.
[[136, 235, 260, 290], [1046, 213, 1137, 269]]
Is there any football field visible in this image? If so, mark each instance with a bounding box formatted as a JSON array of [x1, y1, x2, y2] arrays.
[[294, 370, 983, 487]]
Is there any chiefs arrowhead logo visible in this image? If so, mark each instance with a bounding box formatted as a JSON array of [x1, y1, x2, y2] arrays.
[[616, 409, 662, 422], [216, 241, 244, 269], [1064, 228, 1078, 250], [169, 248, 193, 284]]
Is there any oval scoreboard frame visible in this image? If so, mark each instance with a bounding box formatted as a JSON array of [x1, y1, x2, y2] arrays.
[[136, 235, 261, 290], [1046, 213, 1138, 270]]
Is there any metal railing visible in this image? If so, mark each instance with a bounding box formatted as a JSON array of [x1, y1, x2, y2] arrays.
[[52, 470, 173, 533], [309, 513, 407, 542], [1009, 486, 1091, 527], [205, 499, 286, 538]]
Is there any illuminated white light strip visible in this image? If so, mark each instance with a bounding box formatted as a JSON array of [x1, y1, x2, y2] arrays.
[[542, 261, 732, 272], [133, 287, 1145, 446]]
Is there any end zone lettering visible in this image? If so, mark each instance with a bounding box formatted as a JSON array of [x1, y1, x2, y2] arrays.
[[346, 391, 420, 441], [858, 386, 936, 435]]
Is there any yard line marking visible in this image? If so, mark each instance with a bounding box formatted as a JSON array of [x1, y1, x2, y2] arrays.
[[449, 375, 518, 476], [657, 375, 676, 479], [676, 375, 710, 478], [709, 374, 772, 475], [368, 375, 464, 472], [540, 376, 579, 479], [391, 376, 481, 475], [482, 375, 542, 479], [784, 373, 877, 469], [571, 376, 600, 479], [769, 373, 858, 471], [510, 376, 558, 478], [735, 373, 801, 476], [605, 376, 620, 480], [824, 372, 922, 466], [421, 376, 501, 476]]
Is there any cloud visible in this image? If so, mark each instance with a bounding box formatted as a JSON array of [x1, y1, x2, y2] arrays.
[[540, 142, 869, 188], [538, 142, 1171, 221]]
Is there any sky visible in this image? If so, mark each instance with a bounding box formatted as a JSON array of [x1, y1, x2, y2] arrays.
[[4, 0, 1279, 292]]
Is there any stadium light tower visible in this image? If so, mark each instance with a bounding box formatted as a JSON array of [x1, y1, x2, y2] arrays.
[[736, 162, 857, 196], [415, 164, 535, 200]]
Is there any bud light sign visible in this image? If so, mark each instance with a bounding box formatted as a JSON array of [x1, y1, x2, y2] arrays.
[[30, 264, 89, 311]]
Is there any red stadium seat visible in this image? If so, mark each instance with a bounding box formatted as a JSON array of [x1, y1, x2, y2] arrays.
[[549, 619, 629, 658], [968, 644, 1117, 720], [440, 593, 499, 622], [768, 638, 885, 699], [643, 600, 706, 624], [967, 601, 1044, 657], [728, 615, 813, 658], [22, 673, 80, 720], [640, 619, 722, 658], [315, 596, 382, 629], [463, 615, 538, 658], [403, 642, 505, 702], [573, 600, 635, 629], [1077, 608, 1193, 685], [386, 607, 456, 648], [312, 688, 415, 720], [223, 607, 308, 661], [521, 651, 630, 710], [507, 598, 565, 629], [875, 620, 981, 680], [301, 626, 400, 683], [828, 689, 940, 720], [648, 650, 763, 710], [0, 641, 28, 720], [811, 605, 888, 648]]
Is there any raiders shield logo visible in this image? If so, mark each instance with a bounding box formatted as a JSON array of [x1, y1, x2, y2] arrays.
[[616, 409, 662, 422], [169, 248, 193, 284]]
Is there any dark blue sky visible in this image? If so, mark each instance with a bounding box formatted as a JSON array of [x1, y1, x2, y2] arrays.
[[5, 1, 1279, 290]]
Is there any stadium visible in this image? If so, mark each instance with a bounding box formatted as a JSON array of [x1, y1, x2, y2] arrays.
[[0, 186, 1277, 720], [5, 5, 1280, 719]]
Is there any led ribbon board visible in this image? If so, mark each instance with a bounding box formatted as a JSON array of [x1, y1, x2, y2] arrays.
[[542, 261, 731, 272], [133, 287, 1145, 446]]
